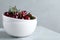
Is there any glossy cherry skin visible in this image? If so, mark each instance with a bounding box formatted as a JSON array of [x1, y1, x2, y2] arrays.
[[4, 12, 10, 16], [24, 15, 30, 20], [21, 11, 27, 17]]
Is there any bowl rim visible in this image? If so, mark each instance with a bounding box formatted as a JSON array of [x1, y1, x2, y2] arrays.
[[2, 14, 37, 21]]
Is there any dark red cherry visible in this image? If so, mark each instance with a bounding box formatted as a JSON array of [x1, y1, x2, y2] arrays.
[[12, 12, 19, 18], [4, 12, 10, 16], [12, 15, 16, 18], [21, 11, 27, 17], [9, 12, 14, 17], [24, 15, 30, 20]]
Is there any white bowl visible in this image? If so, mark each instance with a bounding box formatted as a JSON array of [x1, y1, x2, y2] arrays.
[[2, 14, 37, 37]]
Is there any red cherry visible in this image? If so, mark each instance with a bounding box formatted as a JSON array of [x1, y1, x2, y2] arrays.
[[9, 12, 13, 17], [13, 15, 19, 19], [24, 16, 30, 20], [4, 12, 9, 16], [12, 15, 16, 18], [21, 11, 27, 17], [12, 12, 19, 18]]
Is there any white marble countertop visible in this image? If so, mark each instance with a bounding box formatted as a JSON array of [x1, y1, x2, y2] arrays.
[[0, 26, 60, 40]]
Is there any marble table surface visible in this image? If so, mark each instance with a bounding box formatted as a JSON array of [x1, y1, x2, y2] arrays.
[[0, 26, 60, 40]]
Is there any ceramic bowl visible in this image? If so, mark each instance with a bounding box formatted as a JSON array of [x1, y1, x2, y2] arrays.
[[2, 14, 37, 37]]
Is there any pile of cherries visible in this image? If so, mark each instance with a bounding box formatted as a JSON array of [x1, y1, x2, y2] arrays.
[[4, 6, 35, 20]]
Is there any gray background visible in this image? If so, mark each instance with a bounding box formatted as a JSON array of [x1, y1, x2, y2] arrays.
[[0, 0, 60, 33]]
